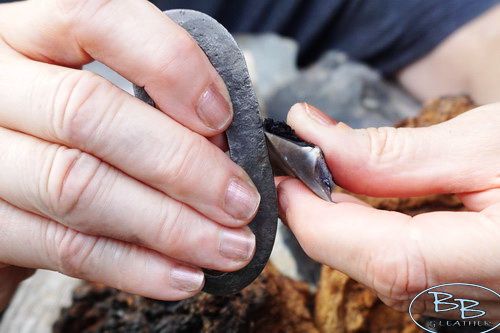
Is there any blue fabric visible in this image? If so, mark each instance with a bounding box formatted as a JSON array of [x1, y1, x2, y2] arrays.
[[153, 0, 499, 75], [1, 0, 498, 75]]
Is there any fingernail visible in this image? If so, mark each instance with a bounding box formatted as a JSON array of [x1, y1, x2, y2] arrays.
[[170, 266, 204, 292], [197, 84, 232, 131], [219, 228, 255, 261], [336, 121, 352, 130], [302, 103, 337, 126], [224, 177, 261, 221]]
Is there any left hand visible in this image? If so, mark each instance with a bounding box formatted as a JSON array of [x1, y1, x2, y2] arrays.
[[0, 0, 260, 310], [278, 102, 500, 318]]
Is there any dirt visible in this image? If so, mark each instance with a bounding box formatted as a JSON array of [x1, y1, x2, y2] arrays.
[[53, 264, 318, 333]]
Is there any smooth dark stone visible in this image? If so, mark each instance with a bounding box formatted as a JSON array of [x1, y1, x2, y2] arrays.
[[133, 10, 278, 295]]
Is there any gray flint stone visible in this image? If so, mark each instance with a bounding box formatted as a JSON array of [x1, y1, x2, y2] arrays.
[[133, 10, 278, 295], [235, 34, 299, 114], [264, 50, 420, 128]]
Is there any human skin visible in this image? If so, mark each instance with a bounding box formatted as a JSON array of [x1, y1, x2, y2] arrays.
[[1, 0, 500, 315], [0, 0, 261, 310], [279, 103, 500, 319], [398, 4, 500, 105]]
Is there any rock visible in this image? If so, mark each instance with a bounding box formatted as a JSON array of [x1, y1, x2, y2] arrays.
[[235, 34, 299, 113], [83, 62, 133, 94], [265, 51, 420, 127], [236, 35, 420, 127]]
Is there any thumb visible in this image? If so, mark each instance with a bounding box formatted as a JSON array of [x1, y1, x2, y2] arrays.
[[286, 102, 500, 197]]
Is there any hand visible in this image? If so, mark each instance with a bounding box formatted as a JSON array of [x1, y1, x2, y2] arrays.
[[0, 0, 260, 310], [278, 103, 500, 318]]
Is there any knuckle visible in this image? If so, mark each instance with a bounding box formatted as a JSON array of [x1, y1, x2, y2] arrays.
[[154, 202, 188, 255], [367, 252, 408, 301], [152, 133, 204, 188], [52, 70, 118, 148], [55, 0, 113, 23], [153, 34, 200, 80], [52, 0, 113, 64], [44, 146, 105, 227], [55, 227, 98, 278], [365, 127, 409, 166], [366, 224, 428, 304]]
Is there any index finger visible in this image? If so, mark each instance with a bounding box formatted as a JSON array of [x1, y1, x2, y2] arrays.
[[0, 0, 232, 136], [278, 178, 500, 303]]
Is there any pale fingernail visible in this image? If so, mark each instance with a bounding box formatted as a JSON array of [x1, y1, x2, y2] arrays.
[[224, 177, 261, 221], [170, 266, 204, 292], [336, 121, 352, 130], [197, 84, 232, 131], [219, 228, 255, 261], [301, 102, 337, 126]]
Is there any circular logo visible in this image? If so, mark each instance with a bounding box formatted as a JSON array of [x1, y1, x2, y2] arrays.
[[409, 283, 500, 333]]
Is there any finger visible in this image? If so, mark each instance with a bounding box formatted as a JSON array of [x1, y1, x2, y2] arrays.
[[277, 178, 500, 302], [0, 59, 260, 228], [274, 176, 289, 187], [274, 175, 369, 210], [0, 0, 232, 136], [330, 192, 371, 206], [286, 102, 500, 197], [0, 199, 205, 300], [0, 127, 255, 271], [459, 188, 500, 212]]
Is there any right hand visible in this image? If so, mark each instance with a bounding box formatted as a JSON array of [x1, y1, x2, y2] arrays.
[[278, 103, 500, 316], [0, 0, 260, 309]]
